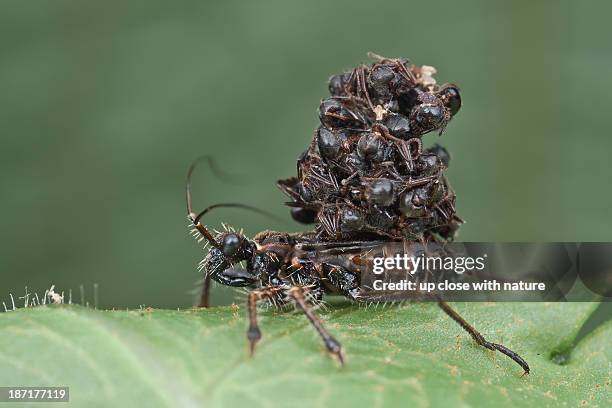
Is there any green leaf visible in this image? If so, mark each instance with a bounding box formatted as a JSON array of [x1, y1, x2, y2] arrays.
[[0, 302, 609, 407]]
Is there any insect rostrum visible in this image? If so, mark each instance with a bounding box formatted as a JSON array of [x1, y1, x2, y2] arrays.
[[187, 54, 530, 375]]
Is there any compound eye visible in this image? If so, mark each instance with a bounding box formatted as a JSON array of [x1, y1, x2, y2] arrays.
[[222, 233, 241, 257], [439, 85, 461, 116]]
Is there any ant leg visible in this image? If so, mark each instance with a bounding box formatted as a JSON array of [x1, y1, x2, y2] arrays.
[[277, 177, 302, 201], [287, 286, 344, 365], [438, 301, 530, 375], [358, 65, 374, 111], [196, 274, 211, 308], [246, 287, 284, 356]]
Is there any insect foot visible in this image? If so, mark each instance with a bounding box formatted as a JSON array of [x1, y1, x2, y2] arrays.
[[323, 337, 345, 366], [438, 301, 530, 376], [287, 286, 345, 366], [246, 325, 261, 357]]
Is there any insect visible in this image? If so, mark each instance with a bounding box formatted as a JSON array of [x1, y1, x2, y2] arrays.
[[186, 162, 530, 375], [186, 54, 529, 375]]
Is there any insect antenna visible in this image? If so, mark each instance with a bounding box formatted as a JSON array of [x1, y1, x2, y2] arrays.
[[186, 157, 283, 248]]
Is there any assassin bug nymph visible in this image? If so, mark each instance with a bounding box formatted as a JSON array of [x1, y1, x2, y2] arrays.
[[186, 160, 530, 375]]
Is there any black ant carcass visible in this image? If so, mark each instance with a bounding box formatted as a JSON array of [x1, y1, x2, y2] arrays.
[[186, 55, 530, 375]]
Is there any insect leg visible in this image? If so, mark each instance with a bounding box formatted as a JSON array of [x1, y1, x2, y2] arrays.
[[358, 65, 375, 111], [199, 254, 256, 308], [438, 301, 530, 375], [286, 286, 344, 365], [276, 177, 302, 201], [325, 264, 361, 301], [246, 286, 284, 356], [196, 274, 211, 308]]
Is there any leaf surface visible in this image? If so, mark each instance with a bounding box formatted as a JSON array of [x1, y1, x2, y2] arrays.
[[0, 302, 609, 407]]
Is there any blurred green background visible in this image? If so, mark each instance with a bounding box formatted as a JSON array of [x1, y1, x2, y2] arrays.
[[1, 1, 610, 309]]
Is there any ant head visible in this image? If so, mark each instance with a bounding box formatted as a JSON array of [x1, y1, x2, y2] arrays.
[[328, 72, 351, 96], [396, 86, 458, 136], [409, 92, 450, 135], [437, 84, 461, 117]]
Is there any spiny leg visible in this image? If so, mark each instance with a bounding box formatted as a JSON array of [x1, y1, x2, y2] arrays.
[[246, 287, 284, 356], [196, 274, 211, 308], [287, 286, 344, 365], [438, 301, 530, 375]]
